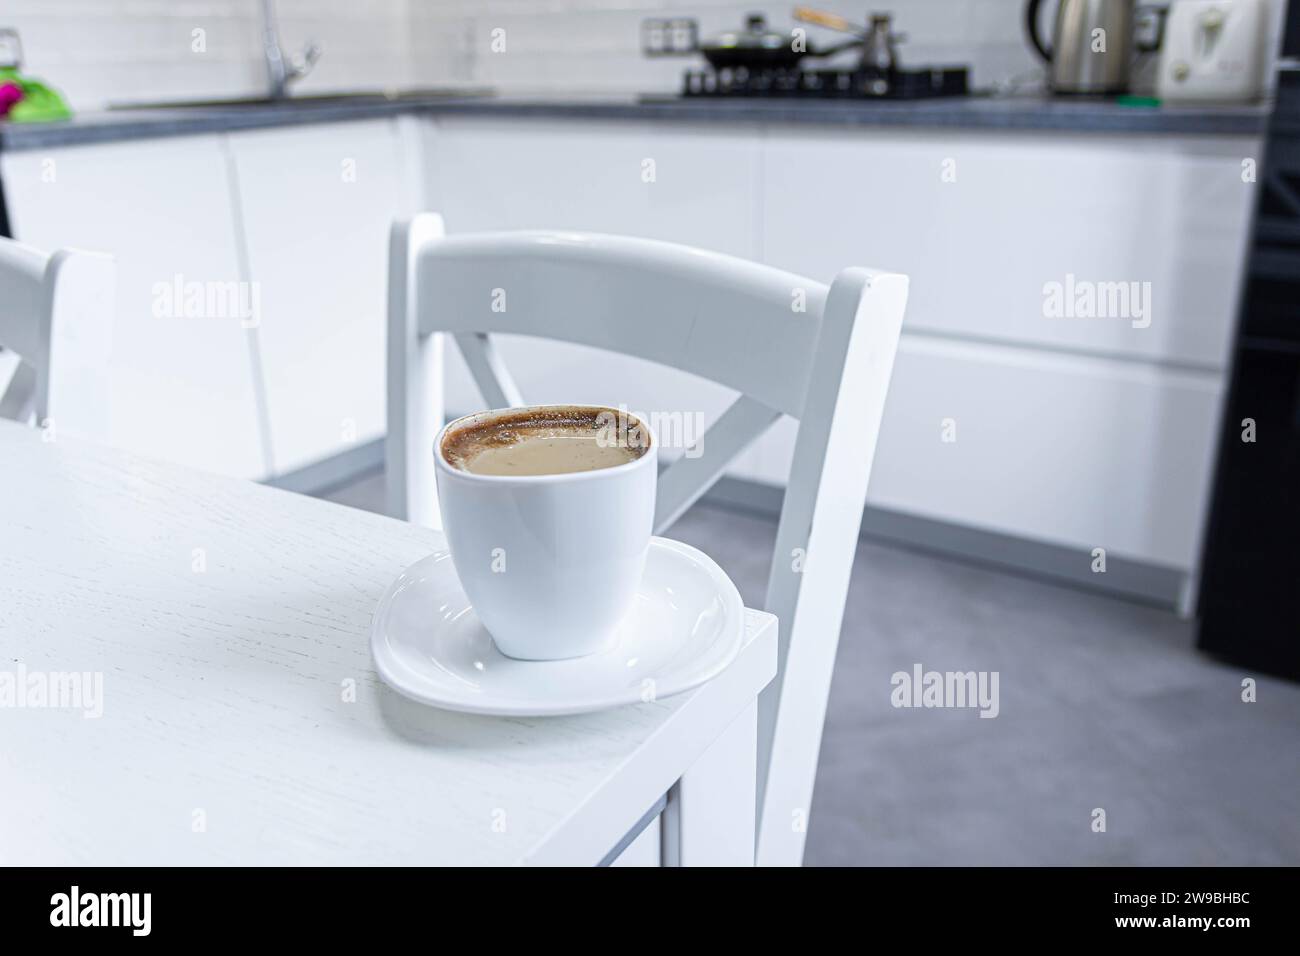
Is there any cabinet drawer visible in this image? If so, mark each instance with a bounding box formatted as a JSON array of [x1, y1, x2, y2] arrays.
[[762, 130, 1256, 369], [855, 336, 1221, 568]]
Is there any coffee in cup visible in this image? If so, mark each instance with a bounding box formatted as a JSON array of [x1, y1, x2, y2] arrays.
[[441, 406, 649, 477]]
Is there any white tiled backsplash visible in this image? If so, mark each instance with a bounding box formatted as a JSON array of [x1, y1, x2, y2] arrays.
[[3, 0, 1048, 110]]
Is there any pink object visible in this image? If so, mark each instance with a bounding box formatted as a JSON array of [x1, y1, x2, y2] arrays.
[[0, 81, 23, 117]]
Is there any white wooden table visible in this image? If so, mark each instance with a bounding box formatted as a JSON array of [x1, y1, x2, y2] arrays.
[[0, 421, 776, 866]]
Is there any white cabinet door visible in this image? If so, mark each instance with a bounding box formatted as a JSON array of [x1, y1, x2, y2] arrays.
[[2, 137, 266, 478], [228, 118, 415, 475], [762, 129, 1257, 370], [422, 117, 762, 425], [745, 333, 1223, 569]]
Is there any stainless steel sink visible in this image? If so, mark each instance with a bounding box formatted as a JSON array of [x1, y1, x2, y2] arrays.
[[107, 88, 495, 111]]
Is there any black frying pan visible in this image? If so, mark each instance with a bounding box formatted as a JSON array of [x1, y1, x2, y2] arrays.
[[697, 12, 861, 71]]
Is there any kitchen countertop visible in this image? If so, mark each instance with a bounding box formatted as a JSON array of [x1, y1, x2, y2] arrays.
[[0, 91, 1271, 151]]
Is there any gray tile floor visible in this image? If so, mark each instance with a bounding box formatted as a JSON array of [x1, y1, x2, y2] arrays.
[[324, 471, 1300, 866]]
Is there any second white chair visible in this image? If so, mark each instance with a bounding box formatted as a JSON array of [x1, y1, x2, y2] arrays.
[[0, 235, 114, 438]]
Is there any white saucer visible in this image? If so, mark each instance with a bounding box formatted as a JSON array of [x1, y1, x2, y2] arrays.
[[370, 537, 745, 716]]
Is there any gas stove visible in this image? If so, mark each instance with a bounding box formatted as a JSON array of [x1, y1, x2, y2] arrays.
[[679, 65, 969, 99], [641, 12, 969, 101]]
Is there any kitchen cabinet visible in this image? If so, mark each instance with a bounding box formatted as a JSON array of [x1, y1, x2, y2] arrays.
[[754, 128, 1251, 575], [227, 118, 417, 474], [1, 136, 266, 478]]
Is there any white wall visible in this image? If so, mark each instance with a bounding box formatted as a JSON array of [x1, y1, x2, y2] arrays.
[[4, 0, 1052, 111]]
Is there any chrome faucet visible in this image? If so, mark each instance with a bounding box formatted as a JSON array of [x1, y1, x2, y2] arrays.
[[260, 0, 321, 99]]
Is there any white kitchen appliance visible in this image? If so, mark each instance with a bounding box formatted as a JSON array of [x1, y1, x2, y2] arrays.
[[1156, 0, 1269, 102]]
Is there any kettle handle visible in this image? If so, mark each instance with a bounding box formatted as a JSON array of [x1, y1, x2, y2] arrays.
[[1024, 0, 1052, 62]]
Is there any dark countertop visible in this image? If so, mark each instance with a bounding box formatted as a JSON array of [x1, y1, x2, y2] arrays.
[[0, 91, 1272, 151]]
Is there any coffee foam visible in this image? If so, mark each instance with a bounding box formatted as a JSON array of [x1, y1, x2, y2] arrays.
[[440, 406, 650, 475]]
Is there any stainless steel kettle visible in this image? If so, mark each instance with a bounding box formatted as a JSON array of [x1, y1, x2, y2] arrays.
[[1025, 0, 1137, 94]]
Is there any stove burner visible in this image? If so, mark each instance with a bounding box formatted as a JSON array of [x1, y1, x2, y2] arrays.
[[682, 66, 968, 99]]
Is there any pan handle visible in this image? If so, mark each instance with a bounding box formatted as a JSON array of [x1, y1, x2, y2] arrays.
[[793, 6, 866, 38]]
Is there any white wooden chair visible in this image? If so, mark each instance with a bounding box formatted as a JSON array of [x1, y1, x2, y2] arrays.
[[386, 214, 908, 866], [0, 235, 114, 437]]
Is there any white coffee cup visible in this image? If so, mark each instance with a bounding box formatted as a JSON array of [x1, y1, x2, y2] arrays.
[[433, 405, 657, 660]]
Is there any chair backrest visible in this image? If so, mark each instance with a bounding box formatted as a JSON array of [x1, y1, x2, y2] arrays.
[[386, 213, 908, 866], [0, 236, 114, 438]]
